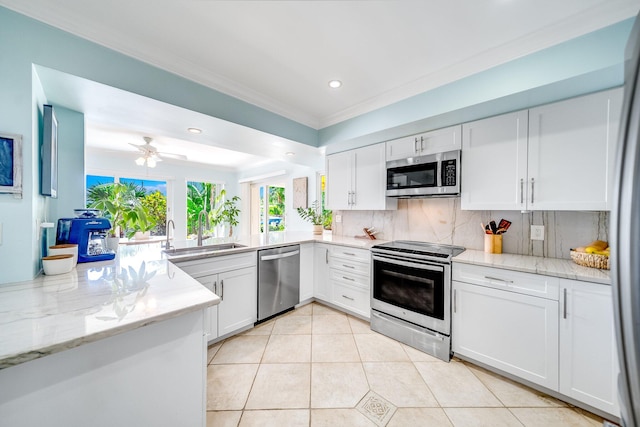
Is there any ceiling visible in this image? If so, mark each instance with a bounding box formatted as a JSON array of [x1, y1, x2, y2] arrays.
[[35, 65, 326, 171], [4, 0, 640, 170]]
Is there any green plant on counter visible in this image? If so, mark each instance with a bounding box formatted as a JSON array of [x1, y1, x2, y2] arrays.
[[296, 200, 331, 227]]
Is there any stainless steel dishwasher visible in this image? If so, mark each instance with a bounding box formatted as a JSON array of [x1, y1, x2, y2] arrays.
[[257, 245, 300, 321]]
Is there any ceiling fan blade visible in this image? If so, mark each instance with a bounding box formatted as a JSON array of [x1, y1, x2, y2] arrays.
[[128, 142, 146, 151], [159, 151, 188, 160]]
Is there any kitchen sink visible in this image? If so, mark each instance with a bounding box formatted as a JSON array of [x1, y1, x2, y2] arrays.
[[163, 243, 247, 258]]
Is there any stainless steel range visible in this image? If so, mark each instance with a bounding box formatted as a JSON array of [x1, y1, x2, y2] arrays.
[[370, 241, 465, 361]]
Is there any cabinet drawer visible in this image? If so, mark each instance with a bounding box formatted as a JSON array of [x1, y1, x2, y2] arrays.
[[174, 251, 256, 277], [332, 282, 370, 318], [453, 263, 559, 300], [330, 269, 370, 290], [329, 246, 370, 264], [330, 257, 370, 275]]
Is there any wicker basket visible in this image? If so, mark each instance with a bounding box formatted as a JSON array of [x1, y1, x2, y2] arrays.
[[570, 250, 610, 270]]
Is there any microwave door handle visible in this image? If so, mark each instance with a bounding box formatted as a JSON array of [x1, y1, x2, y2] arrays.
[[436, 160, 443, 188]]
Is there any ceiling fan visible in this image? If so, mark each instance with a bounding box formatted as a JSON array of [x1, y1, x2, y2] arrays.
[[128, 136, 187, 167]]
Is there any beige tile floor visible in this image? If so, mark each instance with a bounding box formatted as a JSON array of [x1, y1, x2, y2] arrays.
[[206, 302, 609, 427]]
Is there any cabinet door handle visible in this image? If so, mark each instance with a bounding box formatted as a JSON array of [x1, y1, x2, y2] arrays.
[[520, 178, 524, 204], [414, 137, 419, 153], [342, 276, 355, 281], [342, 294, 355, 301], [343, 252, 356, 256], [325, 249, 329, 264], [352, 192, 356, 206], [420, 136, 425, 152], [220, 280, 224, 301], [343, 264, 355, 269], [213, 281, 217, 295], [453, 289, 457, 313], [563, 288, 567, 319], [530, 177, 535, 204], [484, 276, 514, 284]]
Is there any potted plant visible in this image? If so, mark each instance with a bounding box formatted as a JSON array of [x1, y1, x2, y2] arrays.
[[296, 200, 329, 235], [87, 182, 152, 250], [212, 195, 241, 237]]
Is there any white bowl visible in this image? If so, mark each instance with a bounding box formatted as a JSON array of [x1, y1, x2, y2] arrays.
[[49, 244, 78, 266], [42, 254, 75, 275]]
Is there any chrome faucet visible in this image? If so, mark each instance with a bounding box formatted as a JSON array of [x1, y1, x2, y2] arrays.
[[197, 210, 209, 246], [165, 219, 175, 250]]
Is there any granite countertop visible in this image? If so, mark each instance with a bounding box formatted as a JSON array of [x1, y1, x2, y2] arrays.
[[453, 249, 611, 285], [0, 244, 219, 370]]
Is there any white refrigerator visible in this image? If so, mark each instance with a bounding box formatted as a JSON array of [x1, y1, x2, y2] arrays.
[[612, 12, 640, 427]]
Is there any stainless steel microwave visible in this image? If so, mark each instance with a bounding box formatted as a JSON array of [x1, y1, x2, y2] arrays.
[[386, 149, 460, 198]]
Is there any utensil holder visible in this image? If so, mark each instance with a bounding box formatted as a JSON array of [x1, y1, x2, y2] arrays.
[[484, 234, 502, 254]]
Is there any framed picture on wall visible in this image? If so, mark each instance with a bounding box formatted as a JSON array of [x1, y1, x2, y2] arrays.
[[0, 132, 23, 198], [293, 177, 307, 209]]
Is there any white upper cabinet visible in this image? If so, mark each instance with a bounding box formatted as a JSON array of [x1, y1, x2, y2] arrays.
[[527, 88, 622, 211], [461, 88, 623, 211], [327, 143, 397, 211], [461, 110, 529, 210], [386, 125, 462, 161]]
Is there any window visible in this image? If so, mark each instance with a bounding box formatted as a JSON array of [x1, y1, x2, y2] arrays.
[[267, 186, 285, 232], [186, 181, 225, 238], [317, 172, 332, 230], [85, 174, 167, 236], [251, 183, 286, 235]]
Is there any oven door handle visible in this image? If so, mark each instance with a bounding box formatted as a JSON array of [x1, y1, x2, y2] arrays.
[[372, 254, 445, 273]]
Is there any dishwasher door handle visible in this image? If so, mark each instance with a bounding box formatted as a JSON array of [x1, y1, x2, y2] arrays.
[[260, 250, 300, 261]]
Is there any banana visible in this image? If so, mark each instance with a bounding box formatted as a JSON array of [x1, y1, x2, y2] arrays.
[[587, 240, 608, 251]]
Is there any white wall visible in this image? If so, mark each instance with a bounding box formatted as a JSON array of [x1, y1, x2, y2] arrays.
[[238, 162, 320, 234], [85, 149, 239, 241]]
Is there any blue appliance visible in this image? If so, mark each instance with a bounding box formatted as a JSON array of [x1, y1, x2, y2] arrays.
[[56, 217, 116, 263]]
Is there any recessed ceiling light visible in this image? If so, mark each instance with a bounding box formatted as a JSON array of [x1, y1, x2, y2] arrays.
[[187, 127, 202, 134], [328, 80, 342, 89], [285, 152, 295, 156]]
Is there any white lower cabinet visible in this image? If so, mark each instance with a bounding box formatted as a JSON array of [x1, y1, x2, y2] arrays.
[[453, 263, 619, 417], [299, 243, 315, 302], [216, 267, 257, 337], [452, 279, 559, 390], [191, 273, 219, 341], [314, 243, 332, 302], [328, 246, 371, 318], [174, 252, 257, 342], [559, 278, 619, 415]]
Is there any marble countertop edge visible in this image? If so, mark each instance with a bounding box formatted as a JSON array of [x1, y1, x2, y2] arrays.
[[0, 295, 218, 370], [453, 249, 611, 285]]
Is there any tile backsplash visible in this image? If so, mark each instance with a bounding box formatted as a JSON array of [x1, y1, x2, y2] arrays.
[[332, 198, 608, 260]]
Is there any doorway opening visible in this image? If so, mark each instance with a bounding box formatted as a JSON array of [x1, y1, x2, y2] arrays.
[[251, 183, 286, 236]]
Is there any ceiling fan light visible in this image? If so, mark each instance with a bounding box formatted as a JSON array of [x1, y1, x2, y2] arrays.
[[135, 157, 146, 166], [146, 158, 157, 168]]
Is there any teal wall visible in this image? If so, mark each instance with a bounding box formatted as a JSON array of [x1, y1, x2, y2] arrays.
[[0, 5, 634, 283], [49, 106, 85, 223]]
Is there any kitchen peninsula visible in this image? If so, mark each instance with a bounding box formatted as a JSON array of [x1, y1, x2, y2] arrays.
[[0, 244, 219, 427]]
